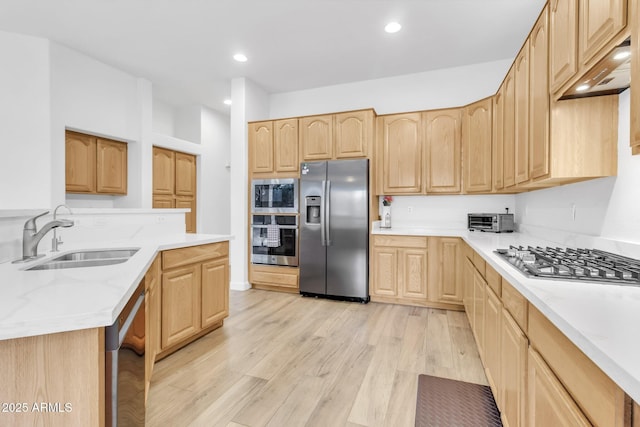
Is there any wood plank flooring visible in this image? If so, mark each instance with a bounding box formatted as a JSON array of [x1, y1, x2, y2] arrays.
[[146, 289, 487, 427]]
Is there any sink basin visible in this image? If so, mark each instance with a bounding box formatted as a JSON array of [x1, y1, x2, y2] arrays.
[[27, 248, 139, 271]]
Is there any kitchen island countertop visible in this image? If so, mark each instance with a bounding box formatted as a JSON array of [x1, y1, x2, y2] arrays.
[[373, 224, 640, 404], [0, 233, 232, 341]]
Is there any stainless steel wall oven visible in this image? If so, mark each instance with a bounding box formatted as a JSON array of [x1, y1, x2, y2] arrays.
[[251, 215, 299, 266]]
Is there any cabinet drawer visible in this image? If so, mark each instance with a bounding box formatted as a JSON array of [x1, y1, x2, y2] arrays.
[[162, 242, 229, 270], [251, 265, 299, 289], [485, 263, 501, 296], [528, 305, 626, 427], [501, 279, 527, 332], [372, 235, 427, 248]]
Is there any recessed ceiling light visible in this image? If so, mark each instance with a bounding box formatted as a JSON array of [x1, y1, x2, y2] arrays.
[[576, 84, 590, 92], [223, 99, 232, 106], [613, 50, 631, 60], [233, 53, 248, 62], [384, 22, 402, 34]]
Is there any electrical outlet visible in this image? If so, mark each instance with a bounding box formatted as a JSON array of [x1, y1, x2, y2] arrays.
[[571, 203, 576, 221], [407, 206, 413, 213]]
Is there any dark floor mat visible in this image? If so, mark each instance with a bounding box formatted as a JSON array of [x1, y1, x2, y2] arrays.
[[415, 375, 502, 427]]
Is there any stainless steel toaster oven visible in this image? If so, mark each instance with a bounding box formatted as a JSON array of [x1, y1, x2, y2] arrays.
[[468, 213, 514, 233]]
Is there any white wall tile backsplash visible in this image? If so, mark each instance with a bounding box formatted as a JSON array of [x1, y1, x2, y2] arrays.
[[379, 194, 516, 229]]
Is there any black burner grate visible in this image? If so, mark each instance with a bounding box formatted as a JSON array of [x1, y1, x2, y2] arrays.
[[495, 246, 640, 286]]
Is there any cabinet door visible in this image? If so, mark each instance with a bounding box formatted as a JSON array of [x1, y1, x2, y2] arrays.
[[65, 131, 96, 193], [549, 0, 578, 93], [175, 196, 196, 233], [380, 113, 423, 194], [428, 237, 463, 304], [463, 98, 493, 193], [175, 152, 196, 197], [500, 308, 527, 427], [201, 258, 229, 328], [514, 42, 530, 185], [249, 121, 274, 173], [529, 7, 551, 180], [335, 110, 372, 158], [399, 248, 428, 300], [153, 147, 175, 195], [371, 246, 398, 297], [484, 286, 502, 403], [300, 115, 333, 160], [472, 269, 486, 357], [463, 257, 475, 326], [153, 195, 175, 209], [424, 109, 462, 193], [96, 139, 127, 194], [527, 347, 591, 426], [493, 89, 504, 192], [631, 0, 640, 155], [274, 119, 299, 172], [144, 255, 161, 402], [579, 0, 627, 65], [503, 69, 516, 188], [161, 265, 200, 349]]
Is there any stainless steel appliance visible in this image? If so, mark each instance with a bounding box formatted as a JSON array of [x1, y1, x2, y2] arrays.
[[251, 178, 298, 213], [105, 283, 145, 427], [251, 214, 299, 266], [299, 159, 369, 302], [468, 213, 514, 233], [496, 245, 640, 286]]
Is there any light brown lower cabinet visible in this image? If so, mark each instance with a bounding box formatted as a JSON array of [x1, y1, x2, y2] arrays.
[[250, 264, 300, 293], [157, 242, 230, 359], [527, 346, 591, 426], [428, 237, 463, 304], [500, 307, 528, 427], [484, 286, 501, 401], [472, 268, 486, 358], [145, 255, 161, 403]]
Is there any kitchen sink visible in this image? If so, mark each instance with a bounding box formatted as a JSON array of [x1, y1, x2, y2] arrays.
[[27, 248, 140, 271]]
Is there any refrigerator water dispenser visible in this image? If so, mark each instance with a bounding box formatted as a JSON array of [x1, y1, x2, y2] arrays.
[[305, 196, 321, 224]]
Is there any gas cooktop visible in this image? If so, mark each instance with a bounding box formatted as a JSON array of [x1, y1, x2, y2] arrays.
[[495, 246, 640, 286]]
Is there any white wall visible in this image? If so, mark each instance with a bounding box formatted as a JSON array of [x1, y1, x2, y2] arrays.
[[516, 89, 640, 244], [269, 59, 512, 118], [152, 99, 175, 136], [229, 78, 269, 290], [0, 31, 51, 210], [200, 107, 231, 234], [50, 42, 142, 209]]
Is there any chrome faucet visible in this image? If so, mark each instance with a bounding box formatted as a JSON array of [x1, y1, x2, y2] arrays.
[[52, 204, 73, 252], [13, 211, 74, 263]]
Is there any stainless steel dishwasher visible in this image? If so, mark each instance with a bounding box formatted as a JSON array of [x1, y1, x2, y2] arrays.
[[105, 283, 145, 426]]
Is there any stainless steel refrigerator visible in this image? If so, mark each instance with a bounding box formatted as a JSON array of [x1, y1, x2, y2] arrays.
[[299, 159, 369, 302]]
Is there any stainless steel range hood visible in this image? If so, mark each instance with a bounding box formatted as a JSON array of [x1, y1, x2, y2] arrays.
[[560, 38, 631, 100]]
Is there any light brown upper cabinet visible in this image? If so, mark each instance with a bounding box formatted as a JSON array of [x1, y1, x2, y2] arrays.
[[378, 112, 423, 194], [493, 86, 505, 192], [631, 0, 640, 154], [248, 119, 299, 175], [550, 0, 628, 98], [579, 0, 627, 66], [152, 146, 197, 233], [503, 69, 516, 189], [529, 7, 551, 181], [248, 121, 274, 174], [463, 98, 493, 193], [515, 41, 531, 186], [549, 0, 579, 93], [424, 108, 462, 193], [299, 110, 373, 161], [65, 130, 127, 195]]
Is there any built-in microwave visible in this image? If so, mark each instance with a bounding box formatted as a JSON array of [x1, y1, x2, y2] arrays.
[[251, 215, 298, 266], [251, 178, 298, 214]]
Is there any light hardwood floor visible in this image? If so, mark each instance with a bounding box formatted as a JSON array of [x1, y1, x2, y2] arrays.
[[146, 289, 487, 427]]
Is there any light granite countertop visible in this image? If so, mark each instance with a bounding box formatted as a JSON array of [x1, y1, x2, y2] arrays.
[[0, 233, 232, 341], [373, 224, 640, 404]]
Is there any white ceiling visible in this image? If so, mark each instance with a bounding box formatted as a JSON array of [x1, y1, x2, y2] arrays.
[[0, 0, 546, 113]]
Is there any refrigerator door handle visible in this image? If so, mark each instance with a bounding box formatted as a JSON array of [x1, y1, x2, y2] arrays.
[[320, 179, 327, 246], [325, 180, 331, 246]]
